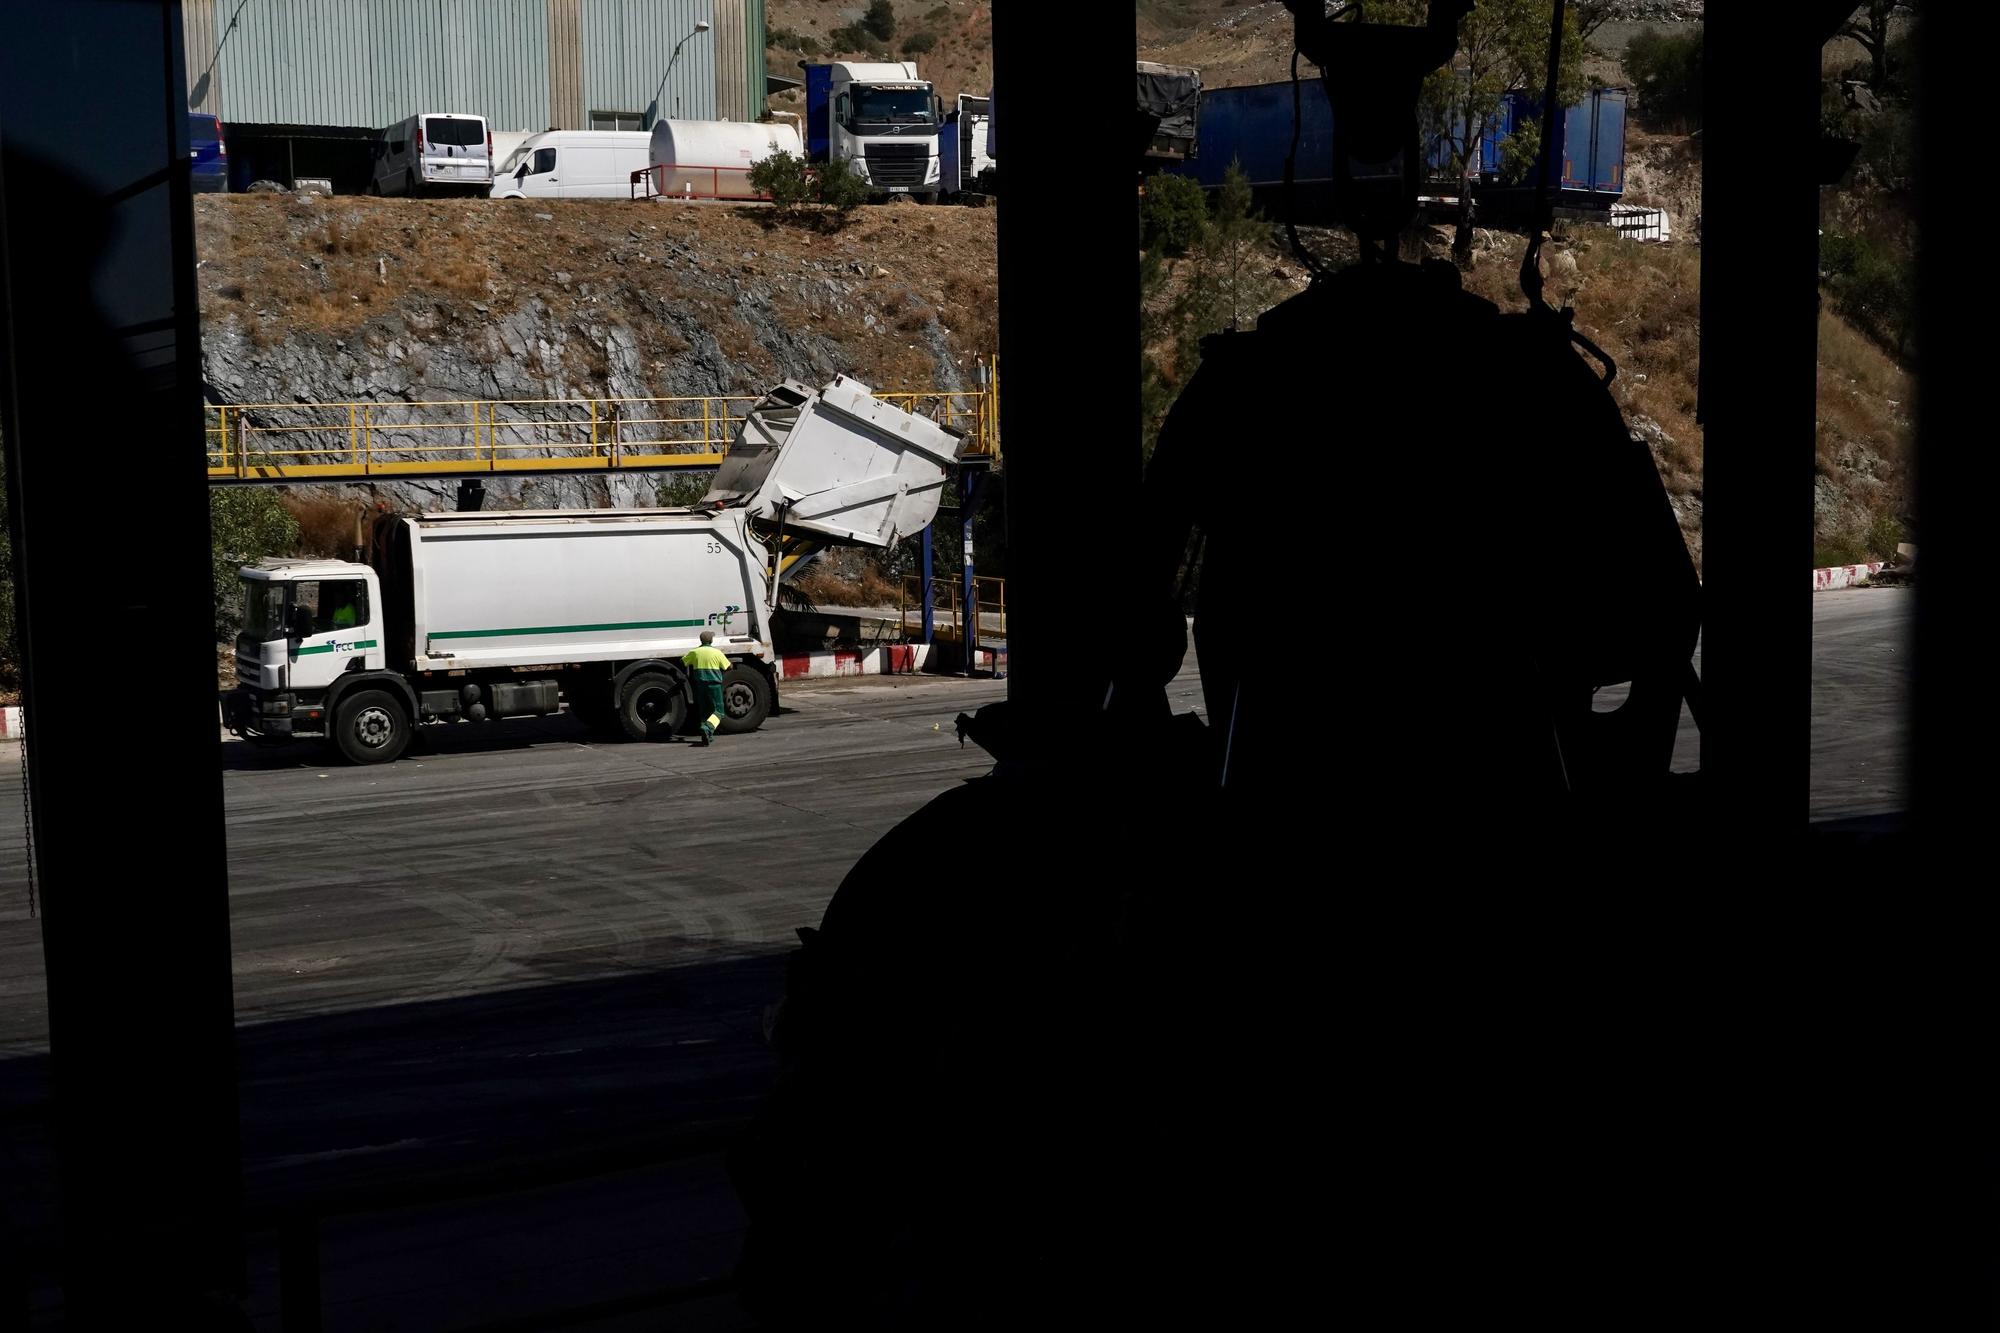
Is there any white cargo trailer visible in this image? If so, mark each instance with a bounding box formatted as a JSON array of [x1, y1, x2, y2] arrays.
[[223, 376, 966, 763]]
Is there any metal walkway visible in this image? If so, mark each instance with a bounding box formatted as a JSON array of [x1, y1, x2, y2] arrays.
[[205, 379, 999, 484]]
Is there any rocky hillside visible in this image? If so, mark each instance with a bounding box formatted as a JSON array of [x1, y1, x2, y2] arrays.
[[194, 194, 997, 510], [1135, 1, 1705, 90], [766, 1, 994, 106]]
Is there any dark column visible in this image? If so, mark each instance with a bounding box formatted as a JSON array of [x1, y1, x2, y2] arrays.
[[0, 1, 244, 1321]]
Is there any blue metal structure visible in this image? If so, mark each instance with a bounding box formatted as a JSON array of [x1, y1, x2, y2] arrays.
[[1496, 86, 1627, 197], [1164, 77, 1627, 212], [803, 64, 833, 163], [1168, 78, 1333, 192]]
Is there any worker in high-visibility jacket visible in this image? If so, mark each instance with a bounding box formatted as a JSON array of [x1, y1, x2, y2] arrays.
[[683, 631, 731, 747]]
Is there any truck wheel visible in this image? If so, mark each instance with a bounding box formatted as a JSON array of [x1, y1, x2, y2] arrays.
[[334, 689, 410, 765], [717, 664, 773, 734], [617, 671, 686, 742]]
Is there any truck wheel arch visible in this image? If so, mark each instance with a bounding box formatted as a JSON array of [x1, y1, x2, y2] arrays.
[[325, 671, 418, 725], [611, 658, 689, 699]]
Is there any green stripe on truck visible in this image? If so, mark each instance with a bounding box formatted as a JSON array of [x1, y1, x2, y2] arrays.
[[429, 618, 709, 643]]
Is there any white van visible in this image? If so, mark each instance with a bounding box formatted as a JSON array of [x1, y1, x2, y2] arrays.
[[369, 112, 492, 197], [491, 130, 653, 200]]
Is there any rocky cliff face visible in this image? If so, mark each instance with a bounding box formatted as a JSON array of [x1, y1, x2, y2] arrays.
[[195, 195, 998, 511]]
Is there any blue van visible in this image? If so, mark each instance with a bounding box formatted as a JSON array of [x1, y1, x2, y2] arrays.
[[189, 113, 227, 192]]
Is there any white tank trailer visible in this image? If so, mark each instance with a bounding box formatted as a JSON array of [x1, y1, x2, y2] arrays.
[[646, 117, 804, 200], [223, 375, 967, 763]]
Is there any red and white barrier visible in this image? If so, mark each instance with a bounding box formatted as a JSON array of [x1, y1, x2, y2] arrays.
[[776, 645, 932, 680], [774, 643, 1008, 681], [1813, 562, 1885, 591], [0, 705, 21, 742]]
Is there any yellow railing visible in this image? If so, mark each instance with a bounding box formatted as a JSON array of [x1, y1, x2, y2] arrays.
[[206, 375, 999, 482], [899, 573, 1007, 642]]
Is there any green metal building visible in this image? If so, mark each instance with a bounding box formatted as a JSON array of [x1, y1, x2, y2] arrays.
[[182, 0, 767, 189]]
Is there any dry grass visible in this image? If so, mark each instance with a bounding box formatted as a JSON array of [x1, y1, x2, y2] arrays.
[[793, 564, 903, 609], [1465, 231, 1709, 501], [1466, 223, 1912, 565], [281, 492, 371, 558]]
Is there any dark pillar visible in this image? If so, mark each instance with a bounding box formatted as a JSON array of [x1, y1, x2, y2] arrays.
[[992, 6, 1141, 738], [1697, 13, 1818, 836], [0, 1, 245, 1321]]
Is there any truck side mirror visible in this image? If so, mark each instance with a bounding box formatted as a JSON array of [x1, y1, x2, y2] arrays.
[[287, 605, 313, 640]]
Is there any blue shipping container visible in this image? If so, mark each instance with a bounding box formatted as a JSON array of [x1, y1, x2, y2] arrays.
[[1165, 79, 1332, 192], [1488, 87, 1625, 199], [1168, 78, 1625, 209], [803, 64, 832, 165]]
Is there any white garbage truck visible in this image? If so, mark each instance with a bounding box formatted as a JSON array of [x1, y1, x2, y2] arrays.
[[223, 376, 967, 763]]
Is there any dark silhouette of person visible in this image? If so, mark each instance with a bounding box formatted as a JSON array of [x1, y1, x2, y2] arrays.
[[727, 5, 1706, 1327]]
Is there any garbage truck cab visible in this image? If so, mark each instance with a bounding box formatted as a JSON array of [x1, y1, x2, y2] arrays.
[[233, 560, 388, 738]]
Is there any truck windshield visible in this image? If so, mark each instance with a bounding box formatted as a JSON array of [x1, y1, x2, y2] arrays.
[[242, 580, 286, 642], [851, 87, 933, 125]]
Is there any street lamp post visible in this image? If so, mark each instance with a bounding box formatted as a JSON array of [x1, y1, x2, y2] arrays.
[[649, 18, 712, 128]]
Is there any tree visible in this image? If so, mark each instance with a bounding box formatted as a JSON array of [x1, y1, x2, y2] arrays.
[[1841, 1, 1916, 94], [1170, 162, 1282, 383], [1625, 25, 1703, 130], [861, 0, 897, 41], [1375, 0, 1586, 262], [210, 488, 300, 640], [1140, 171, 1209, 257], [1139, 164, 1285, 463]]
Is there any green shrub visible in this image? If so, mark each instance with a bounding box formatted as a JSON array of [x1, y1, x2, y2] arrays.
[[861, 0, 897, 40], [748, 150, 815, 211], [902, 31, 937, 55], [1820, 228, 1915, 358], [749, 151, 869, 221], [926, 4, 952, 21], [1865, 513, 1903, 561], [817, 156, 870, 213], [1140, 171, 1209, 257]]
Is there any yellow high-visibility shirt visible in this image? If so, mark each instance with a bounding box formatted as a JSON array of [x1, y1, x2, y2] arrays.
[[683, 645, 730, 679]]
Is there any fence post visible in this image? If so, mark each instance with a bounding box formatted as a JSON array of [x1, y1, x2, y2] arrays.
[[347, 403, 358, 469], [921, 523, 935, 646], [363, 404, 373, 473], [233, 410, 248, 479]]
